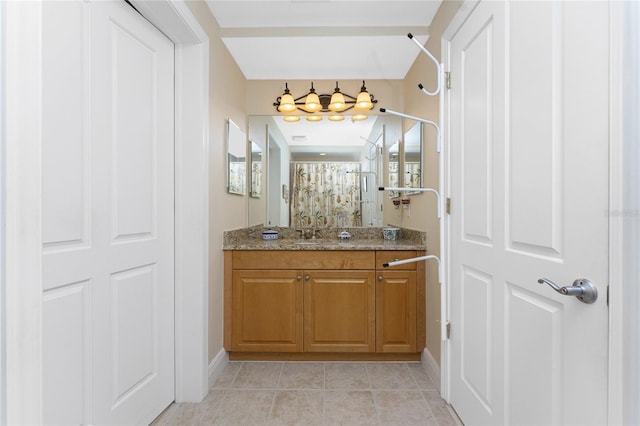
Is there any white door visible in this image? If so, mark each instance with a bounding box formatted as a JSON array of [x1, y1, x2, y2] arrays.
[[41, 1, 175, 424], [447, 1, 609, 424]]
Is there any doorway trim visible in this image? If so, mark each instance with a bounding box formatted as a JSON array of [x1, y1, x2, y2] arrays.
[[130, 0, 211, 404], [2, 1, 210, 423], [608, 1, 639, 424], [439, 0, 480, 403]]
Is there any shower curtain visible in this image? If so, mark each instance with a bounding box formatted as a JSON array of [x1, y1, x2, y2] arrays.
[[290, 162, 361, 228]]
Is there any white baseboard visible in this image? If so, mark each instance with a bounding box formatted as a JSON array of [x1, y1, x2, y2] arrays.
[[421, 348, 441, 392], [208, 349, 229, 390]]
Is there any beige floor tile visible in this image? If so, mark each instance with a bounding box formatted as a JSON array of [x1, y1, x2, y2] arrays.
[[233, 361, 283, 389], [366, 362, 418, 389], [162, 402, 203, 426], [153, 362, 456, 426], [211, 362, 242, 389], [150, 403, 178, 425], [407, 362, 437, 389], [325, 362, 371, 389], [211, 389, 275, 425], [325, 390, 380, 426], [423, 390, 459, 426], [374, 390, 437, 426], [278, 362, 325, 389], [268, 390, 324, 426], [199, 390, 228, 424]]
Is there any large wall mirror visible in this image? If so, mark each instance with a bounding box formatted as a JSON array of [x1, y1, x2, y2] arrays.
[[404, 122, 423, 195], [248, 115, 401, 228], [227, 119, 246, 195]]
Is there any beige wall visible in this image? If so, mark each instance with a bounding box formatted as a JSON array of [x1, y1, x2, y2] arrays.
[[402, 0, 463, 365], [185, 1, 248, 363]]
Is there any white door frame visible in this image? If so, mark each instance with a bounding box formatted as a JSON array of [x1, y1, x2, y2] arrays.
[[440, 0, 636, 423], [2, 1, 210, 423], [608, 1, 640, 425]]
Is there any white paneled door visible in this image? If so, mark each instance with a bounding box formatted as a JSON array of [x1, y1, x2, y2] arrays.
[[41, 1, 175, 424], [448, 1, 609, 425]]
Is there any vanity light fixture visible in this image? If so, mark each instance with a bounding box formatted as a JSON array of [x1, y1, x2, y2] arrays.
[[277, 83, 296, 112], [283, 115, 300, 122], [274, 81, 376, 122]]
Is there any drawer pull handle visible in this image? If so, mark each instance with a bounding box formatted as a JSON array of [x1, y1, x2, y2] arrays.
[[297, 275, 302, 281], [305, 275, 310, 281], [378, 275, 383, 281]]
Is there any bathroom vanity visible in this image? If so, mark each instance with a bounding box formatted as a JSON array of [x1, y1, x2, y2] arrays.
[[223, 227, 427, 361]]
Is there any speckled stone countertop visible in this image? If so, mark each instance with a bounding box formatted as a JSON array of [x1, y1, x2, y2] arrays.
[[223, 226, 427, 251]]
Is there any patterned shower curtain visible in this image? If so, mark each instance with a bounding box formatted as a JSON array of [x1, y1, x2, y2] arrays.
[[290, 162, 362, 228]]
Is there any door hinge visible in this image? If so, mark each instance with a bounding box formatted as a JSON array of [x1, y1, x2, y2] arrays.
[[446, 322, 451, 339], [446, 197, 451, 214], [445, 71, 451, 89]]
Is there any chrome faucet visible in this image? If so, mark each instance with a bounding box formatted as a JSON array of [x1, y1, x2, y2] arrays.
[[297, 228, 317, 239]]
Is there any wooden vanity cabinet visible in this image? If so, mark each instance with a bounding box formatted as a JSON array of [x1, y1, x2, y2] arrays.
[[231, 269, 303, 352], [225, 249, 425, 357], [375, 251, 418, 353], [304, 270, 375, 352]]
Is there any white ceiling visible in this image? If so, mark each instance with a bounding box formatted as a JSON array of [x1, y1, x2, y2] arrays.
[[205, 0, 442, 80], [273, 116, 378, 156], [205, 0, 442, 154]]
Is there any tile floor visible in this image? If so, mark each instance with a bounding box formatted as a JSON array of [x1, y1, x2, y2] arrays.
[[152, 361, 460, 426]]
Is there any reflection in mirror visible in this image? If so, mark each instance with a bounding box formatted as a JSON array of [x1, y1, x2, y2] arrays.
[[227, 119, 246, 195], [291, 162, 361, 228], [250, 140, 262, 198], [388, 140, 400, 199], [360, 132, 382, 227], [404, 123, 422, 194], [249, 115, 400, 228]]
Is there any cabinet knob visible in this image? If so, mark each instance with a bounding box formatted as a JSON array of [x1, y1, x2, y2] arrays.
[[305, 275, 310, 281], [297, 275, 302, 281], [378, 275, 383, 281]]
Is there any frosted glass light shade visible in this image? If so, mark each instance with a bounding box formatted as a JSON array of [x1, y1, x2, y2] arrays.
[[304, 92, 322, 112], [283, 115, 300, 122], [355, 91, 373, 111], [329, 92, 346, 111], [278, 93, 296, 112]]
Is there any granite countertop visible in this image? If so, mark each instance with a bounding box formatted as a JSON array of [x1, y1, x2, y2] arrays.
[[223, 226, 427, 251]]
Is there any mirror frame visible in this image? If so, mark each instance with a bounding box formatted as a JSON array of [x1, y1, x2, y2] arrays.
[[226, 119, 247, 195]]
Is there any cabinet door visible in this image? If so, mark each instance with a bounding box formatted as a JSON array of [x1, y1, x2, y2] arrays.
[[231, 270, 303, 352], [376, 270, 417, 352], [304, 270, 375, 352]]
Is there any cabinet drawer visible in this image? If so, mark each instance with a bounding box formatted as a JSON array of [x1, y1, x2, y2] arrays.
[[233, 250, 375, 270], [376, 251, 418, 270]]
